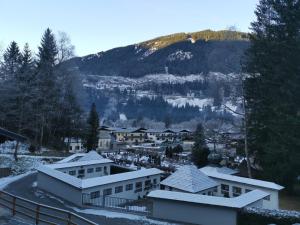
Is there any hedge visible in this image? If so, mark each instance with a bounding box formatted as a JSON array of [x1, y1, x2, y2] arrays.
[[238, 207, 300, 225]]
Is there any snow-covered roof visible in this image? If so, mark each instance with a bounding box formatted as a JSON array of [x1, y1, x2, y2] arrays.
[[38, 165, 82, 188], [38, 166, 163, 189], [82, 168, 163, 188], [78, 151, 105, 162], [148, 190, 269, 209], [201, 170, 284, 191], [57, 153, 86, 163], [160, 165, 218, 193], [200, 166, 238, 175], [47, 158, 113, 169]]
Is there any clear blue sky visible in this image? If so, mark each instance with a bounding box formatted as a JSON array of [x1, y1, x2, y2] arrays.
[[0, 0, 259, 56]]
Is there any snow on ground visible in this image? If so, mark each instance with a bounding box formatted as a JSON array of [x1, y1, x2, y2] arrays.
[[165, 97, 213, 108], [68, 206, 180, 225], [0, 141, 29, 154], [0, 172, 33, 190]]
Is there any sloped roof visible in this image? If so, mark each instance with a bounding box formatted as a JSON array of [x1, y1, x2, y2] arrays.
[[78, 151, 104, 162], [201, 170, 284, 191], [0, 127, 27, 142], [38, 166, 163, 189], [200, 166, 238, 175], [160, 165, 218, 193], [148, 190, 269, 209]]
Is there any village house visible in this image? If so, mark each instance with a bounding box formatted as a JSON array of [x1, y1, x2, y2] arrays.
[[64, 138, 84, 153], [37, 151, 163, 206]]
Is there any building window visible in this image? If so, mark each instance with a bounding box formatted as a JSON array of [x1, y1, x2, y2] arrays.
[[125, 183, 133, 191], [115, 186, 123, 193], [69, 170, 76, 176], [103, 188, 112, 196], [153, 178, 157, 185], [96, 167, 102, 172], [78, 169, 85, 174], [221, 184, 230, 197], [232, 186, 242, 197], [104, 166, 108, 174], [263, 195, 270, 201], [144, 180, 152, 190], [69, 146, 73, 150], [87, 168, 94, 173], [90, 191, 100, 199], [135, 182, 142, 192]]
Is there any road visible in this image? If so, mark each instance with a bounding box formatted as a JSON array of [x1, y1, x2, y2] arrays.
[[3, 173, 184, 225]]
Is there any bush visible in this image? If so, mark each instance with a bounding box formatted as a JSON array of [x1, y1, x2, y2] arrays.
[[238, 208, 300, 225]]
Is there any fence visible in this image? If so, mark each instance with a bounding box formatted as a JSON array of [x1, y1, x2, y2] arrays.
[[0, 190, 98, 225], [82, 193, 152, 215]]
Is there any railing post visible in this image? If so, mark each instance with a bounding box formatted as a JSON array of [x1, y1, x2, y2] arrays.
[[35, 204, 40, 225], [67, 212, 72, 225], [12, 196, 16, 216]]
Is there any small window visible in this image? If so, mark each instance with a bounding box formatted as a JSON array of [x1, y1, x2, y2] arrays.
[[75, 146, 80, 150], [221, 184, 230, 197], [232, 186, 242, 197], [104, 166, 108, 174], [135, 182, 142, 192], [69, 170, 76, 176], [96, 167, 102, 172], [103, 188, 112, 196], [145, 180, 151, 187], [263, 195, 270, 201], [90, 191, 100, 199], [125, 184, 133, 191], [87, 168, 94, 173], [153, 179, 157, 184], [78, 169, 85, 174], [115, 186, 123, 193]]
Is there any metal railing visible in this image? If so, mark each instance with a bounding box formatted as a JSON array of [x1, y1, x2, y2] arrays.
[[0, 190, 98, 225], [82, 194, 152, 215]]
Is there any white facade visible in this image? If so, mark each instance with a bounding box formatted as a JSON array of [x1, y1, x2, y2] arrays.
[[200, 168, 284, 209]]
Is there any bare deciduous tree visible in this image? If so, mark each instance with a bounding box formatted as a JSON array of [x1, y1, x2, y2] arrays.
[[57, 31, 75, 63]]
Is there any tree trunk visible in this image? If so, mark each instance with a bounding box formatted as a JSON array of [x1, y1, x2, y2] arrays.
[[14, 141, 19, 161]]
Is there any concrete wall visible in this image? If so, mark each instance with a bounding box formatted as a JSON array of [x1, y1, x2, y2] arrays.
[[151, 198, 238, 225], [37, 172, 82, 206], [83, 174, 161, 200], [58, 162, 112, 179], [212, 177, 279, 209]]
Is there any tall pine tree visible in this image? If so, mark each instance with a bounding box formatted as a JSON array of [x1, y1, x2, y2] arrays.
[[191, 123, 210, 167], [244, 0, 300, 191], [85, 103, 99, 151]]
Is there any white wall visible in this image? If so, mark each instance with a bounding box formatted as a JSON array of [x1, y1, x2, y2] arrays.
[[212, 178, 279, 209], [37, 172, 82, 206], [83, 174, 161, 200], [151, 198, 238, 225], [57, 162, 112, 179]]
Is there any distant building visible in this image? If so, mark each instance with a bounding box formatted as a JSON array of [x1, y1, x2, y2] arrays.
[[97, 130, 112, 151], [64, 138, 83, 153]]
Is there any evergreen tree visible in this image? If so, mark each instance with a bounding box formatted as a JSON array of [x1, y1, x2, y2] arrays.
[[191, 124, 210, 167], [0, 41, 22, 80], [85, 103, 99, 151], [35, 28, 60, 147], [244, 0, 300, 190]]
